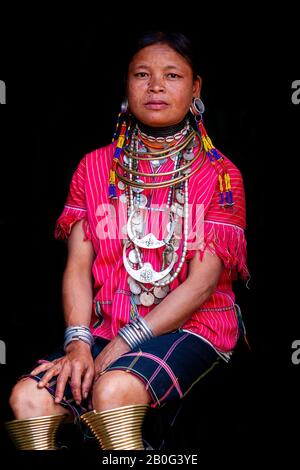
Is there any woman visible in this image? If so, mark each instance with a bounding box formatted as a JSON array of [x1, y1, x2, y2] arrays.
[[6, 31, 249, 451]]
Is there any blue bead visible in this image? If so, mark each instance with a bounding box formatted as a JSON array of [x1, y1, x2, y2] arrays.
[[212, 148, 221, 160], [207, 151, 214, 162], [108, 184, 117, 198], [114, 147, 122, 159]]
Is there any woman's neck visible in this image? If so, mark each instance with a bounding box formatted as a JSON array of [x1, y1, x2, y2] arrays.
[[137, 117, 188, 138]]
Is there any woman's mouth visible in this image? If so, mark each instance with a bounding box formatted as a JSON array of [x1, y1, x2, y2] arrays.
[[144, 101, 169, 110]]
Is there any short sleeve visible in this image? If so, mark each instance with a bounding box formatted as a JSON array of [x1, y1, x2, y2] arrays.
[[54, 156, 92, 241], [187, 163, 249, 280]]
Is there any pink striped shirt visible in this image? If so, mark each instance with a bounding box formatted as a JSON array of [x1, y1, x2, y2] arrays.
[[54, 142, 248, 353]]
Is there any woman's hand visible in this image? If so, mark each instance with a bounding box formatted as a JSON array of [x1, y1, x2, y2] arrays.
[[30, 341, 95, 405], [94, 335, 131, 376]]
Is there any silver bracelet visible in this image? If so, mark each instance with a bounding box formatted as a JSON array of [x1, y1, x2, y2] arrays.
[[64, 325, 94, 351], [136, 316, 154, 341], [118, 327, 140, 349], [118, 316, 154, 350]]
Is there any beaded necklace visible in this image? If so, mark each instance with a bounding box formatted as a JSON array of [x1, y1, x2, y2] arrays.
[[117, 123, 205, 306], [109, 115, 234, 308]]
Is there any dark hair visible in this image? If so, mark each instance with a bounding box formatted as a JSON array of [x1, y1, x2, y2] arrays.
[[125, 31, 199, 80]]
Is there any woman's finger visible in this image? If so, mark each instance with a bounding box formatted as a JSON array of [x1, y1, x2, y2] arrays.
[[81, 365, 95, 399], [30, 361, 54, 376], [70, 362, 84, 405], [54, 364, 71, 403], [38, 364, 62, 388]]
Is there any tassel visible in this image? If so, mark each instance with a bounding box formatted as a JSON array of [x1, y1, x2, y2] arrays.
[[218, 174, 225, 207], [196, 119, 235, 208], [109, 121, 127, 199], [219, 192, 224, 207], [224, 172, 234, 207], [112, 112, 122, 143]]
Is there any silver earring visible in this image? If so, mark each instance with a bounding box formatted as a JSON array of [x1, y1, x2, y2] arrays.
[[121, 98, 128, 114], [190, 97, 205, 116]]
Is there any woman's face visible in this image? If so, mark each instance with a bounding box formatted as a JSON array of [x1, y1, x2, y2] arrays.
[[127, 43, 201, 127]]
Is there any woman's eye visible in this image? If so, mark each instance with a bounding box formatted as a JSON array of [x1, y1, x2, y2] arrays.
[[135, 72, 148, 78], [167, 73, 181, 79]]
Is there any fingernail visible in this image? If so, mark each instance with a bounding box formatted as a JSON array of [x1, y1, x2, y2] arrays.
[[76, 400, 81, 405], [83, 391, 88, 399], [55, 397, 60, 403]]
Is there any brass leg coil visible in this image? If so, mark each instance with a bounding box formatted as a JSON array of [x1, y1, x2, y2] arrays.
[[81, 404, 149, 450], [5, 413, 68, 450]]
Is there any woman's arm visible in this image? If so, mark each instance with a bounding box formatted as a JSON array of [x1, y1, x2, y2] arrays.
[[62, 218, 95, 328], [32, 219, 96, 404]]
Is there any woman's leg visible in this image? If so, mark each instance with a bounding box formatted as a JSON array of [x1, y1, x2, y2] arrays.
[[9, 377, 71, 419], [80, 371, 151, 450], [81, 331, 220, 451], [7, 377, 71, 450], [6, 337, 112, 449], [92, 370, 150, 411]]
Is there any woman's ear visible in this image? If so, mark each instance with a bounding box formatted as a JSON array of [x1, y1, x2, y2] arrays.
[[193, 75, 202, 98]]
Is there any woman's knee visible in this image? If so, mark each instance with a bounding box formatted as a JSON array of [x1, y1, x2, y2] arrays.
[[9, 378, 59, 419], [92, 370, 150, 410]]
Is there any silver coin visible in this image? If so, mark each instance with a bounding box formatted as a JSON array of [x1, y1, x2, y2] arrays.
[[123, 155, 129, 165], [127, 276, 135, 285], [136, 194, 147, 207], [133, 294, 142, 305], [119, 194, 127, 203], [153, 286, 170, 299], [154, 296, 162, 304], [183, 150, 194, 161], [130, 282, 142, 295], [150, 159, 160, 167], [152, 158, 167, 166], [183, 167, 192, 175], [175, 190, 184, 204], [140, 291, 155, 306], [129, 249, 139, 264], [132, 179, 144, 193], [118, 181, 126, 190], [171, 203, 183, 217]]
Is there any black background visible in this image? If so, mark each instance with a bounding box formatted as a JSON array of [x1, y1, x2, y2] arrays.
[[0, 5, 299, 466]]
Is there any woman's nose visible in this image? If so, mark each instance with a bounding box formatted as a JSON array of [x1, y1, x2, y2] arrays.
[[148, 76, 165, 93]]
